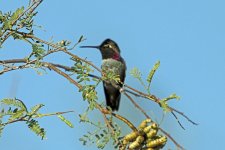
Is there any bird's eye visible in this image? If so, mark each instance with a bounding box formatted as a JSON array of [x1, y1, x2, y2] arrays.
[[104, 44, 112, 48]]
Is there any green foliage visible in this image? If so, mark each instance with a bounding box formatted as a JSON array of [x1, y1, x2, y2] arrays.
[[2, 7, 24, 30], [130, 67, 142, 80], [130, 61, 160, 94], [162, 93, 180, 102], [32, 44, 45, 59], [27, 119, 46, 139], [1, 98, 27, 112], [11, 32, 23, 40], [78, 107, 121, 149], [79, 118, 121, 149], [20, 12, 37, 32], [0, 98, 74, 139], [130, 67, 147, 91], [160, 94, 180, 112], [0, 3, 38, 47], [28, 104, 44, 116], [130, 62, 180, 114], [147, 61, 160, 93], [0, 6, 37, 32], [10, 7, 24, 24], [80, 85, 96, 101], [80, 129, 110, 149], [72, 58, 102, 110], [57, 115, 74, 128], [72, 58, 93, 83], [71, 58, 113, 148]]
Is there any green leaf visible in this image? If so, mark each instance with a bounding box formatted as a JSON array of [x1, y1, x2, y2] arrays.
[[8, 109, 25, 121], [79, 112, 89, 122], [32, 44, 45, 59], [2, 21, 12, 30], [1, 98, 27, 112], [27, 119, 46, 139], [130, 67, 141, 79], [159, 101, 171, 112], [11, 33, 23, 40], [162, 93, 180, 102], [0, 107, 14, 118], [29, 104, 44, 116], [57, 115, 74, 128], [2, 7, 24, 30], [147, 61, 160, 84], [10, 6, 24, 23], [130, 67, 147, 89]]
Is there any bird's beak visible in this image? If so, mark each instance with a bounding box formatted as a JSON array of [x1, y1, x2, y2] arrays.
[[80, 45, 100, 49]]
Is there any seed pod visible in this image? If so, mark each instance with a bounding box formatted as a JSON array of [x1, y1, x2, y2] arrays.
[[146, 129, 158, 139], [139, 119, 151, 129], [143, 126, 152, 133], [122, 139, 129, 145], [144, 148, 155, 150], [119, 145, 127, 150], [143, 122, 158, 133], [146, 136, 167, 148], [151, 122, 158, 129], [123, 131, 139, 142], [129, 135, 145, 149]]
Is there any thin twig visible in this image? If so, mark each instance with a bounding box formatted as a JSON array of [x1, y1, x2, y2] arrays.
[[34, 110, 75, 118], [169, 106, 198, 125], [171, 111, 185, 130], [159, 127, 185, 150], [0, 59, 100, 79], [124, 84, 197, 127], [13, 30, 102, 73], [123, 91, 150, 119], [45, 62, 82, 90], [62, 50, 102, 73], [96, 104, 138, 132]]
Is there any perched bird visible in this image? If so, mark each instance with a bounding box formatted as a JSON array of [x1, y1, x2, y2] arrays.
[[80, 39, 126, 111]]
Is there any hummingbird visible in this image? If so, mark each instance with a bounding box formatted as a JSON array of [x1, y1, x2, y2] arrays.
[[80, 39, 126, 111]]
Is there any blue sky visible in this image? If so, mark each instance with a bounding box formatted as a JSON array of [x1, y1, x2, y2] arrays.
[[1, 0, 225, 149]]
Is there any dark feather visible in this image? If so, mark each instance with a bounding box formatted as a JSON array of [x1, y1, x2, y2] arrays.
[[103, 59, 126, 111], [103, 83, 121, 111]]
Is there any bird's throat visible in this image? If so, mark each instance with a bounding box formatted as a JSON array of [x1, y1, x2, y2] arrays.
[[112, 53, 120, 60]]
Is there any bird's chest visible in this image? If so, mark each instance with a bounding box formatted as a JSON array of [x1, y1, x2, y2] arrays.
[[101, 59, 124, 75]]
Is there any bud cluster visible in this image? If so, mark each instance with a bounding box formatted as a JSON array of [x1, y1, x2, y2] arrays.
[[120, 119, 167, 150]]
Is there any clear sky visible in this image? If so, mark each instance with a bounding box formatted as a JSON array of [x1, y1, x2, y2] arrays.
[[1, 0, 225, 150]]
